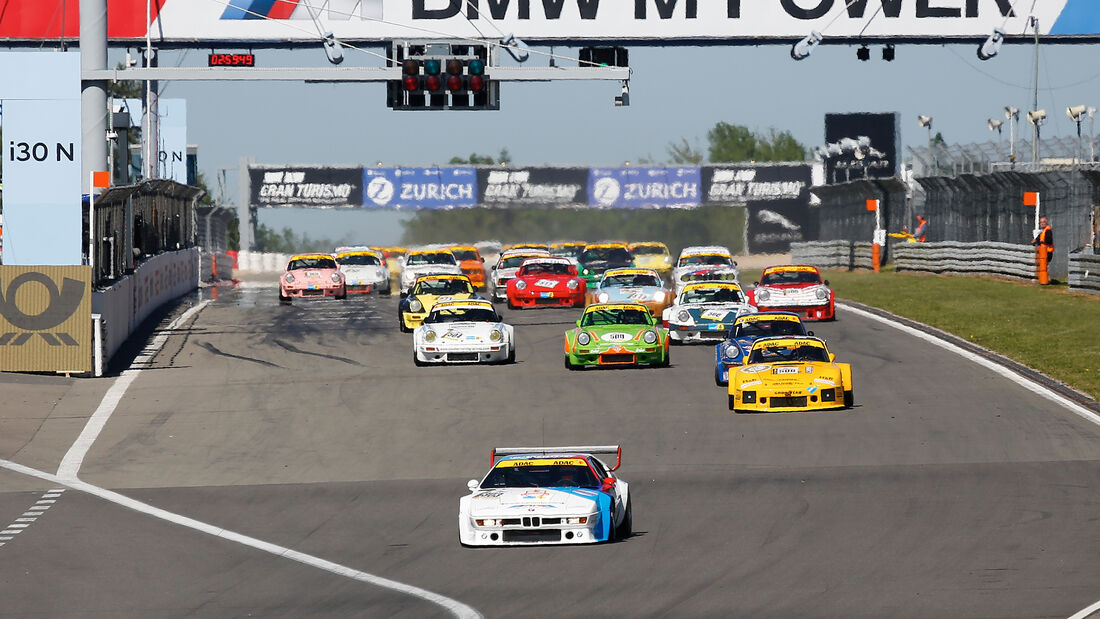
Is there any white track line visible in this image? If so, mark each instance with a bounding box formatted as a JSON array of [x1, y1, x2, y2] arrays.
[[42, 297, 482, 618], [839, 302, 1100, 619], [838, 303, 1100, 428], [56, 300, 211, 480], [0, 458, 482, 619]]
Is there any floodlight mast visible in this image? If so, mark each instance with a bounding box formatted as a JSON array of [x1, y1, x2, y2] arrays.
[[1068, 105, 1088, 163], [987, 119, 1003, 162], [1005, 106, 1019, 162], [918, 115, 934, 174]]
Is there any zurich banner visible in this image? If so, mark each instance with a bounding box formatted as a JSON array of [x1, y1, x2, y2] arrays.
[[588, 167, 701, 209], [363, 167, 478, 209]]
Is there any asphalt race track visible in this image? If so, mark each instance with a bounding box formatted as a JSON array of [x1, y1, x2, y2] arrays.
[[1, 283, 1098, 618]]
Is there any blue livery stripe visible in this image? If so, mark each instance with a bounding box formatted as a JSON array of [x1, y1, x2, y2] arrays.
[[1051, 0, 1100, 35], [220, 0, 277, 20]]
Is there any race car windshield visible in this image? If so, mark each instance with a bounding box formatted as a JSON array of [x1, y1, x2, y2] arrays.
[[603, 274, 660, 288], [733, 320, 805, 339], [581, 248, 632, 264], [748, 344, 830, 364], [450, 249, 478, 261], [288, 257, 337, 270], [680, 255, 730, 266], [426, 307, 498, 323], [521, 262, 573, 276], [481, 464, 600, 488], [337, 254, 381, 266], [407, 252, 456, 266], [581, 308, 650, 327], [500, 255, 534, 269], [761, 271, 822, 285], [631, 245, 666, 256], [682, 288, 744, 304], [414, 279, 473, 295]]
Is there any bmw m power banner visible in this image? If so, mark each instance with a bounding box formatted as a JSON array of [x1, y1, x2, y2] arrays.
[[479, 168, 587, 207], [363, 167, 478, 209], [250, 167, 363, 208], [588, 167, 702, 209], [1, 1, 1096, 43], [0, 266, 91, 373]]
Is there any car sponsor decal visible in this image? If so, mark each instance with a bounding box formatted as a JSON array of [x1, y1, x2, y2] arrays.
[[496, 458, 589, 468], [519, 490, 553, 500], [534, 278, 559, 288], [473, 491, 504, 499], [442, 329, 464, 341], [773, 367, 798, 374], [805, 366, 814, 374], [738, 313, 801, 323], [807, 386, 818, 394], [765, 265, 819, 274], [700, 309, 730, 321], [739, 380, 763, 388], [742, 364, 771, 373], [814, 378, 837, 386], [602, 332, 631, 342], [627, 291, 648, 301]]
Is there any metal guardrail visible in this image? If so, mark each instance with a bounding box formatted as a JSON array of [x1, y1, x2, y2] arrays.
[[893, 241, 1036, 281], [1068, 250, 1100, 294]]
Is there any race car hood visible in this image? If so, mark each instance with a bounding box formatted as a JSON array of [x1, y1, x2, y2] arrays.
[[753, 284, 830, 304], [670, 303, 753, 323], [515, 274, 573, 290], [340, 265, 386, 278], [420, 321, 502, 344], [466, 487, 602, 515], [494, 267, 521, 281], [598, 287, 663, 303], [404, 264, 463, 281], [413, 292, 473, 311]]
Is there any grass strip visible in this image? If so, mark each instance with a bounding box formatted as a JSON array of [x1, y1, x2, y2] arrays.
[[739, 268, 1100, 400]]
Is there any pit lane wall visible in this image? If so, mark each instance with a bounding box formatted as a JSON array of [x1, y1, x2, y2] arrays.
[[92, 248, 199, 369]]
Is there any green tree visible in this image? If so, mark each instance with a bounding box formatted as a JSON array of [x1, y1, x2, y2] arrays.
[[666, 138, 704, 164], [707, 122, 758, 162], [449, 147, 512, 165], [755, 128, 807, 161]]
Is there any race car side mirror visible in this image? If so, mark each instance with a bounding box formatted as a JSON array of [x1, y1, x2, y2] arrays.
[[807, 330, 815, 337], [829, 353, 836, 362], [467, 479, 479, 492], [823, 280, 830, 286], [601, 477, 615, 492], [576, 320, 582, 327], [753, 281, 759, 286], [480, 257, 485, 262]]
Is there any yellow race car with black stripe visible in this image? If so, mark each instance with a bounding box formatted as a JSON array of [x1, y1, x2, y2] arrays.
[[398, 274, 477, 333], [727, 336, 853, 413]]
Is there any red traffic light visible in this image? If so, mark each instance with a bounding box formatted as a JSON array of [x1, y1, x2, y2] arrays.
[[447, 75, 463, 91], [425, 75, 442, 91], [402, 75, 419, 91], [469, 75, 485, 91]]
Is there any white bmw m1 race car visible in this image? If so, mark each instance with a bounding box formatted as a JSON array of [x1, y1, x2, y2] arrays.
[[459, 446, 632, 546]]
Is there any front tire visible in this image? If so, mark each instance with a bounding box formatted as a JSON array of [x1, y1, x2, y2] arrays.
[[844, 390, 854, 408], [564, 356, 580, 371], [506, 346, 516, 364], [715, 368, 726, 387], [618, 499, 632, 539], [413, 351, 425, 367], [399, 313, 411, 333]]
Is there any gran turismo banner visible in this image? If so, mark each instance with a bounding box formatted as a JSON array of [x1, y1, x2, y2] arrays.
[[251, 167, 363, 208], [0, 0, 1096, 43], [479, 168, 588, 206]]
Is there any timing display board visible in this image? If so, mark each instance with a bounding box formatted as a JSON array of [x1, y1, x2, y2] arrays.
[[0, 0, 1097, 43]]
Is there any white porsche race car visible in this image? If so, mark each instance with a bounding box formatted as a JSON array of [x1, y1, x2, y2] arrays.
[[413, 299, 515, 365], [459, 446, 632, 546], [662, 280, 756, 343]]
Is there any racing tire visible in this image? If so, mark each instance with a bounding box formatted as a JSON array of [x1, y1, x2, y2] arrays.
[[336, 291, 347, 300], [714, 368, 727, 388], [607, 515, 617, 543], [564, 356, 580, 371], [654, 354, 670, 369], [399, 314, 411, 333], [506, 346, 516, 364], [618, 499, 633, 539], [728, 394, 747, 413], [413, 351, 425, 367], [278, 294, 291, 305], [844, 389, 854, 408], [506, 299, 517, 310], [380, 286, 392, 296]]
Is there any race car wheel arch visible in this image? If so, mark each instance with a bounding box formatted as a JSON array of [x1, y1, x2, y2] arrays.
[[413, 350, 426, 367], [838, 363, 853, 394], [715, 366, 726, 387], [619, 497, 633, 539], [844, 389, 854, 408], [399, 313, 411, 333]]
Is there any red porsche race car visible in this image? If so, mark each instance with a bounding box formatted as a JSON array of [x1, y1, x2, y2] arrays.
[[505, 256, 587, 309], [747, 265, 835, 321]]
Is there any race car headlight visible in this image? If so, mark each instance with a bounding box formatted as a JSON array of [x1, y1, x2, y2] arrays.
[[566, 516, 588, 525], [490, 330, 503, 342], [475, 519, 500, 527], [577, 332, 592, 346], [755, 289, 771, 302], [424, 330, 436, 342], [515, 280, 527, 290], [653, 291, 666, 302], [409, 299, 423, 312], [567, 279, 580, 290], [815, 287, 828, 300], [676, 310, 691, 323], [331, 273, 342, 283], [284, 273, 295, 283], [724, 343, 740, 358], [582, 268, 590, 275], [643, 330, 658, 344], [664, 256, 671, 264], [598, 292, 610, 302], [741, 391, 757, 403]]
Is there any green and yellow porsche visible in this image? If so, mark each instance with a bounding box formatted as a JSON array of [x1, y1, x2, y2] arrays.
[[564, 302, 670, 370]]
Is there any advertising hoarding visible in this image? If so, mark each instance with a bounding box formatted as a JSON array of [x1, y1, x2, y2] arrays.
[[588, 167, 701, 209], [0, 265, 91, 373], [824, 112, 900, 183], [0, 1, 1096, 43], [251, 167, 364, 208], [479, 168, 587, 206], [363, 167, 478, 209]]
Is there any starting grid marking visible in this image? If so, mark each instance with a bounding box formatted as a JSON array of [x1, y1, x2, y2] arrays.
[[0, 489, 65, 548]]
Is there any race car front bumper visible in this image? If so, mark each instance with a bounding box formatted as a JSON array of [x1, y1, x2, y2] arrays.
[[667, 323, 732, 342], [460, 514, 605, 545], [729, 385, 845, 412], [568, 347, 665, 367], [754, 303, 834, 321], [415, 345, 509, 364], [281, 284, 344, 298], [401, 311, 428, 329], [509, 291, 584, 308]]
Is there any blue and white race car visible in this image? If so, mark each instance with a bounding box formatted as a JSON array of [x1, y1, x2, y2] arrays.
[[714, 311, 811, 386], [459, 446, 632, 546], [662, 281, 756, 344]]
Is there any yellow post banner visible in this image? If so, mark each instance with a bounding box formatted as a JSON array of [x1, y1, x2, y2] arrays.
[[0, 266, 92, 373]]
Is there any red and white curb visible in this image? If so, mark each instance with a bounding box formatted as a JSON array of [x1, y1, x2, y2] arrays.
[[0, 489, 64, 548]]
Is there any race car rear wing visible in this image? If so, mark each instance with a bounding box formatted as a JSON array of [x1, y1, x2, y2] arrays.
[[491, 445, 622, 471]]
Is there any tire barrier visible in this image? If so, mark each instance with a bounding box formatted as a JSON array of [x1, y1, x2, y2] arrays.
[[1069, 250, 1100, 294]]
